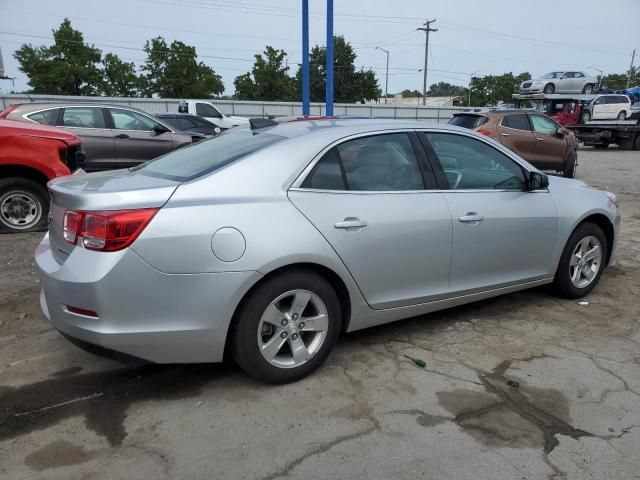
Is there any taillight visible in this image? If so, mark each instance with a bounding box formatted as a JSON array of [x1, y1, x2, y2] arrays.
[[477, 129, 492, 136], [62, 209, 158, 251]]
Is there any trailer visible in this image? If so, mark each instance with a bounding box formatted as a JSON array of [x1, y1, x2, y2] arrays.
[[567, 121, 640, 150]]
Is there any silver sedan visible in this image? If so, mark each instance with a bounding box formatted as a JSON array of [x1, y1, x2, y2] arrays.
[[36, 119, 620, 383]]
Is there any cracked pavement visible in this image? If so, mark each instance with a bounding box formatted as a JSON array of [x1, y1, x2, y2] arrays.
[[1, 147, 639, 480]]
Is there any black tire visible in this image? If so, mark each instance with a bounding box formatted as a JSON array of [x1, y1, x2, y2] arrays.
[[594, 143, 609, 149], [617, 111, 627, 120], [580, 110, 591, 123], [543, 83, 555, 94], [563, 150, 577, 178], [582, 84, 594, 94], [230, 269, 342, 384], [0, 177, 49, 234], [634, 134, 640, 151], [553, 222, 608, 299]]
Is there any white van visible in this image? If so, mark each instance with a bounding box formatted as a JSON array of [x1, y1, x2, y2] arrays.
[[582, 94, 632, 122]]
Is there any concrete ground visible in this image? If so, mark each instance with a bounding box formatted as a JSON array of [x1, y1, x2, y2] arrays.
[[1, 147, 639, 480]]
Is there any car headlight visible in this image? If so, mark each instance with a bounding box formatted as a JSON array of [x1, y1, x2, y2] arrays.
[[606, 192, 619, 209], [532, 81, 542, 86]]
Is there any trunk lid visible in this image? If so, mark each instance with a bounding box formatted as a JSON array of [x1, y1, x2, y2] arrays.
[[48, 168, 179, 263]]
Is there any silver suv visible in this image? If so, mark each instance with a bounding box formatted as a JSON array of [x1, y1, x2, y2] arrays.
[[520, 71, 598, 95], [3, 103, 197, 171]]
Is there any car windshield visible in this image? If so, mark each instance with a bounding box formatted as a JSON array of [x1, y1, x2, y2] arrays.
[[448, 114, 488, 129], [540, 72, 563, 79], [132, 129, 286, 181]]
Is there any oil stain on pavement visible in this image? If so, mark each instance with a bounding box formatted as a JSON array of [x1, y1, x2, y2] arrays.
[[0, 364, 230, 446]]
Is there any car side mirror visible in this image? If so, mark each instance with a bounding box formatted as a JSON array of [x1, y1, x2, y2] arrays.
[[153, 124, 171, 135], [528, 171, 549, 191]]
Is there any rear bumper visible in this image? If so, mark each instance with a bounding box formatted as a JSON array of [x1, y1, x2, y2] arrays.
[[36, 234, 262, 363]]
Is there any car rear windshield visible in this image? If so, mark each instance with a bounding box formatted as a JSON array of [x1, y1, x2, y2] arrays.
[[132, 130, 285, 182], [448, 114, 488, 129]]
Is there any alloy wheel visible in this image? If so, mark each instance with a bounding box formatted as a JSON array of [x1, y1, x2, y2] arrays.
[[0, 191, 42, 230], [257, 289, 329, 368], [569, 236, 602, 288]]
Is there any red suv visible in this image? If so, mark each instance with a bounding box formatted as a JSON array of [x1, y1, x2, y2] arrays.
[[0, 118, 84, 233]]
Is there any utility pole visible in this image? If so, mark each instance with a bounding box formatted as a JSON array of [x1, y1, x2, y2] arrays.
[[627, 49, 636, 89], [417, 19, 437, 106], [375, 46, 389, 104]]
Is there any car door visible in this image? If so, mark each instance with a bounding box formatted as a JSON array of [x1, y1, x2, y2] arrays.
[[495, 113, 535, 162], [420, 131, 558, 294], [529, 114, 567, 170], [591, 96, 606, 119], [57, 106, 116, 171], [558, 72, 574, 92], [107, 108, 175, 167], [288, 132, 452, 309]]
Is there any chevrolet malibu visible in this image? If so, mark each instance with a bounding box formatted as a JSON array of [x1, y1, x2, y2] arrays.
[[36, 119, 620, 383]]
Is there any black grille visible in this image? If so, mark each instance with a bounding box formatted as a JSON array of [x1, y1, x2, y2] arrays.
[[64, 145, 86, 170], [522, 82, 532, 88]]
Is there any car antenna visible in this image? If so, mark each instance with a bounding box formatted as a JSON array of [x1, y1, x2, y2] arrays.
[[249, 118, 278, 130]]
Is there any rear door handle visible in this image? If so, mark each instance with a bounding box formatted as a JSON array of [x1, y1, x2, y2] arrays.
[[459, 213, 484, 223], [501, 133, 510, 137], [535, 137, 544, 141], [334, 217, 367, 229], [115, 133, 130, 139]]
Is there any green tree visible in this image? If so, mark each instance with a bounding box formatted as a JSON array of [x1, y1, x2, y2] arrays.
[[14, 18, 103, 95], [233, 46, 294, 100], [428, 81, 467, 97], [101, 53, 143, 97], [295, 35, 380, 103], [142, 37, 224, 98], [600, 68, 639, 90], [401, 89, 422, 98], [469, 72, 531, 106]]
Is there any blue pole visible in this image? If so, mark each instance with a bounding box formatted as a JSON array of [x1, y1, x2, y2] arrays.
[[325, 0, 334, 116], [302, 0, 310, 116]]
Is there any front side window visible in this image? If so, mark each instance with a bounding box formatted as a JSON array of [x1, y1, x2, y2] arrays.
[[562, 72, 575, 78], [27, 108, 60, 125], [424, 132, 526, 190], [501, 114, 530, 131], [195, 103, 222, 118], [302, 133, 425, 191], [110, 109, 162, 131], [529, 114, 558, 134], [61, 107, 106, 129]]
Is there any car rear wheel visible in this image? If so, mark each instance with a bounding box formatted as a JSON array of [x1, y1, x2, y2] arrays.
[[582, 84, 594, 94], [563, 150, 577, 178], [230, 269, 341, 384], [634, 133, 640, 151], [0, 178, 49, 233], [617, 111, 627, 120], [553, 222, 608, 299], [544, 83, 555, 94]]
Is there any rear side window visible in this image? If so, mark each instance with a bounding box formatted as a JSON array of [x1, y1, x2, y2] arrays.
[[302, 149, 345, 190], [134, 130, 285, 181], [529, 114, 558, 134], [61, 107, 106, 128], [27, 108, 60, 125], [448, 114, 488, 129], [303, 133, 425, 191], [501, 114, 530, 131]]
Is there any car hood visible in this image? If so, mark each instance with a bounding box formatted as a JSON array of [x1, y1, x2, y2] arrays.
[[0, 118, 80, 145], [547, 175, 588, 190]]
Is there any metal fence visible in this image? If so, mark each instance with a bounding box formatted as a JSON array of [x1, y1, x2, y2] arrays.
[[0, 94, 478, 123]]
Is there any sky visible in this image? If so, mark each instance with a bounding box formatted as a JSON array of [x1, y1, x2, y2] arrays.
[[0, 0, 639, 96]]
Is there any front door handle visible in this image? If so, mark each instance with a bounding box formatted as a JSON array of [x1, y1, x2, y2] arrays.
[[334, 217, 367, 229], [535, 137, 544, 141], [501, 133, 510, 137], [459, 213, 484, 223], [115, 133, 130, 139]]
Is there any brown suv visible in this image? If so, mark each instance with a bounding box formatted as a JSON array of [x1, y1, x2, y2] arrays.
[[449, 110, 578, 178]]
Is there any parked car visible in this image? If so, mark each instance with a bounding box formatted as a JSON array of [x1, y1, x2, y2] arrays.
[[155, 113, 222, 137], [0, 118, 84, 233], [627, 86, 640, 104], [177, 100, 249, 129], [1, 103, 197, 171], [630, 102, 640, 120], [580, 94, 632, 122], [519, 72, 598, 95], [36, 118, 619, 383], [449, 110, 578, 177]]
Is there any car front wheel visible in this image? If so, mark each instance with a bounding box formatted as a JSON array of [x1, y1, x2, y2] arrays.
[[553, 222, 608, 299], [0, 178, 49, 233], [544, 83, 555, 94], [580, 110, 591, 123], [230, 269, 341, 383], [617, 111, 627, 120]]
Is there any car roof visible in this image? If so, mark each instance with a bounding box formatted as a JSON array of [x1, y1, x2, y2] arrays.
[[7, 102, 156, 115], [246, 118, 470, 141], [453, 109, 532, 117]]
